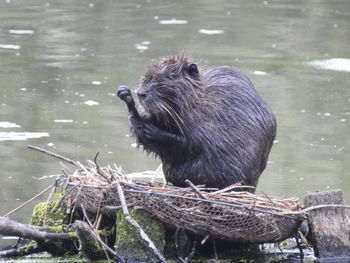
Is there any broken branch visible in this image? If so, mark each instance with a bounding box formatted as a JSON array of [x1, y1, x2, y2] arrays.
[[0, 216, 74, 242]]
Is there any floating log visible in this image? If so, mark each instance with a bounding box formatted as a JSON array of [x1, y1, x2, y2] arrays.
[[304, 190, 350, 259]]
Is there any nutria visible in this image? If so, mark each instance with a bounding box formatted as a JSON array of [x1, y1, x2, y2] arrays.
[[117, 55, 276, 191]]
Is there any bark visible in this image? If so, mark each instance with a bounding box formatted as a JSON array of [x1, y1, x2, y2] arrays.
[[304, 190, 350, 259], [0, 216, 73, 242]]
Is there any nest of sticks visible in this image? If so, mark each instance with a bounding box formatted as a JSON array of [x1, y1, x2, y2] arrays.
[[59, 159, 303, 245]]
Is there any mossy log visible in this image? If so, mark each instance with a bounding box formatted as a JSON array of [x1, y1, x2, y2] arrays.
[[73, 220, 106, 260], [0, 242, 43, 258], [1, 201, 101, 259], [0, 216, 73, 242], [30, 201, 78, 256], [115, 208, 166, 261], [0, 215, 77, 258], [31, 200, 65, 227]]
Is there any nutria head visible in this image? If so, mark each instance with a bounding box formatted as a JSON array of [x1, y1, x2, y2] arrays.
[[136, 55, 203, 125]]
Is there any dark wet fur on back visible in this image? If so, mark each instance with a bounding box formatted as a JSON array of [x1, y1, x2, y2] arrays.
[[129, 55, 276, 190]]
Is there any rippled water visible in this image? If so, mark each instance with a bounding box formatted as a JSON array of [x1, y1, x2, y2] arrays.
[[0, 0, 349, 261]]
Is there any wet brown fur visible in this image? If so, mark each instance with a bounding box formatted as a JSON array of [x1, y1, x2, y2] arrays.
[[132, 55, 277, 191]]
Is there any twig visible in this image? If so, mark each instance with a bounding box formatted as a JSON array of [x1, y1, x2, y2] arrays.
[[295, 236, 304, 260], [113, 163, 126, 180], [185, 180, 207, 200], [262, 191, 279, 208], [277, 243, 283, 254], [27, 145, 78, 166], [298, 230, 309, 246], [281, 204, 350, 215], [174, 227, 183, 261], [94, 204, 103, 231], [60, 161, 72, 175], [43, 185, 56, 225], [50, 178, 75, 214], [212, 238, 218, 262], [185, 240, 197, 262], [77, 161, 92, 177], [151, 163, 164, 184], [174, 227, 180, 250], [212, 182, 255, 194], [3, 184, 55, 217], [200, 234, 210, 245], [93, 152, 112, 183], [179, 240, 198, 263], [80, 205, 125, 263], [116, 182, 168, 263]]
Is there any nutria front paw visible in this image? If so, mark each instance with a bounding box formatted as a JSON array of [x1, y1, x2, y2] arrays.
[[117, 85, 134, 104], [144, 123, 163, 140]]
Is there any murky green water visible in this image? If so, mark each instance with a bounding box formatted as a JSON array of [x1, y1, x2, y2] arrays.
[[0, 0, 349, 261]]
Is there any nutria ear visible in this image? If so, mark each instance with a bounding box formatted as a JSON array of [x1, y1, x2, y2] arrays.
[[188, 63, 199, 77]]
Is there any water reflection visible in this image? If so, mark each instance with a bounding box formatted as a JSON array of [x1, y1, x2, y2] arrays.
[[8, 30, 34, 35], [0, 122, 21, 128], [198, 29, 224, 35], [0, 44, 20, 50], [305, 58, 350, 72], [159, 18, 188, 24], [0, 132, 49, 141]]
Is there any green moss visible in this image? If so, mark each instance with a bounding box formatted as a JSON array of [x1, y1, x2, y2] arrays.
[[68, 232, 78, 238], [115, 209, 166, 261], [96, 229, 109, 236], [30, 200, 78, 256], [80, 238, 103, 259], [31, 200, 66, 227]]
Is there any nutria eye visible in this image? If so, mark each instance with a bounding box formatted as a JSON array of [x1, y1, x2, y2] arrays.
[[188, 63, 199, 77]]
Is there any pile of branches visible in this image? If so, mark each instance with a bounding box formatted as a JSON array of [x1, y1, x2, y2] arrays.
[[64, 161, 300, 215], [0, 146, 305, 262], [60, 153, 303, 244]]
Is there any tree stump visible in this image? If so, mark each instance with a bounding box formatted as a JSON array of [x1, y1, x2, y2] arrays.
[[304, 190, 350, 259]]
